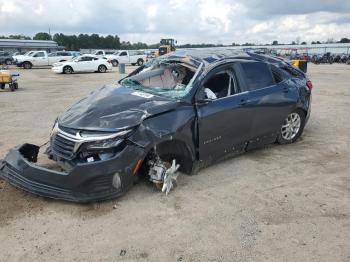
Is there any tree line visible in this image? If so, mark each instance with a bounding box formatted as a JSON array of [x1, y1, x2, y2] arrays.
[[1, 32, 350, 50]]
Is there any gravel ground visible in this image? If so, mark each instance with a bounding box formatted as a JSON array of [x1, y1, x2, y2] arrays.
[[0, 64, 349, 262]]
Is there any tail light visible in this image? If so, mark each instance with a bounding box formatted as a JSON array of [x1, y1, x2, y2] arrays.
[[306, 80, 313, 91], [107, 59, 112, 64]]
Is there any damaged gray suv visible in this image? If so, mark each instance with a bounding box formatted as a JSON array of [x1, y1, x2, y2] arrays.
[[0, 49, 312, 202]]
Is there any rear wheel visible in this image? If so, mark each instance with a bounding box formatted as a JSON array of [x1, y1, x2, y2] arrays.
[[112, 60, 118, 67], [63, 66, 73, 74], [0, 83, 5, 89], [98, 65, 107, 73], [277, 110, 305, 144], [137, 59, 144, 66]]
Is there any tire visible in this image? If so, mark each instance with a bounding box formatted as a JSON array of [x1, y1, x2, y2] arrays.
[[0, 83, 5, 89], [23, 62, 32, 69], [5, 59, 12, 65], [98, 65, 107, 73], [137, 59, 144, 66], [277, 110, 306, 144], [13, 82, 18, 89], [112, 60, 118, 67], [9, 83, 15, 92], [63, 66, 73, 74]]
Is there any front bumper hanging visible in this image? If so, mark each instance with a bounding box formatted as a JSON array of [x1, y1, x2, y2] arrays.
[[0, 143, 145, 202]]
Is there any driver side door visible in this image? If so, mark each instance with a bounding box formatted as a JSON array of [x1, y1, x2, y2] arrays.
[[196, 63, 253, 162]]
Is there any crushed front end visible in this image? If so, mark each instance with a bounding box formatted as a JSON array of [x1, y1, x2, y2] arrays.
[[0, 124, 146, 202]]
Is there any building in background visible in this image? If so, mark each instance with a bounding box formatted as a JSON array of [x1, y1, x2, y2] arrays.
[[0, 39, 61, 53]]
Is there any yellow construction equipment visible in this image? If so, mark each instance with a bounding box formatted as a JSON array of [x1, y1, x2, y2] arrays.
[[157, 39, 176, 56]]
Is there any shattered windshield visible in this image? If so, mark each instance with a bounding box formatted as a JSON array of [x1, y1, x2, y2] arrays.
[[120, 57, 202, 98]]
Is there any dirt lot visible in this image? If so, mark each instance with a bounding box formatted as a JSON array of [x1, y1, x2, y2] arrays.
[[0, 64, 349, 262]]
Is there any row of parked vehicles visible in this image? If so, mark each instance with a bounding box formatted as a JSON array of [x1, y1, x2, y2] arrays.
[[0, 49, 148, 74]]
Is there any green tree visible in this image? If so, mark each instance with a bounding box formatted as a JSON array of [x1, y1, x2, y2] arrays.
[[339, 38, 350, 43], [33, 32, 52, 40]]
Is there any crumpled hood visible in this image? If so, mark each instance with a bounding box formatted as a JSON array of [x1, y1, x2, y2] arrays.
[[58, 85, 179, 131]]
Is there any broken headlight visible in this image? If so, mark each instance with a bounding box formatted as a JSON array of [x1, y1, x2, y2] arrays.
[[85, 138, 123, 150], [81, 129, 132, 150]]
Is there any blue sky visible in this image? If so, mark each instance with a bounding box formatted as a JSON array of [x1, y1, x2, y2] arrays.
[[0, 0, 349, 44]]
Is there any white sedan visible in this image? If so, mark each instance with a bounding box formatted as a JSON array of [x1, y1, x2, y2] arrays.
[[52, 55, 112, 74]]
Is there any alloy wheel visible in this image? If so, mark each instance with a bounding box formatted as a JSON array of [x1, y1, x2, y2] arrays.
[[281, 113, 301, 140]]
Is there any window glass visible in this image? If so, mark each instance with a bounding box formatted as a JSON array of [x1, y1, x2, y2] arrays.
[[201, 69, 239, 100], [119, 51, 127, 56], [241, 62, 274, 91], [84, 56, 94, 61], [48, 53, 56, 57], [105, 51, 114, 54], [34, 52, 45, 57], [270, 65, 288, 83]]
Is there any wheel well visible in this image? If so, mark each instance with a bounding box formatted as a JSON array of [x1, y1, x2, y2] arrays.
[[23, 61, 32, 65], [144, 140, 194, 174], [63, 65, 73, 72]]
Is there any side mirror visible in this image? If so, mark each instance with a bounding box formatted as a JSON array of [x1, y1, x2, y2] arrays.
[[196, 98, 213, 105]]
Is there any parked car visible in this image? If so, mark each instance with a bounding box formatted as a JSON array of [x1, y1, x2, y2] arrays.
[[311, 52, 334, 64], [105, 50, 147, 66], [52, 54, 112, 74], [15, 51, 74, 69], [0, 51, 14, 65], [12, 51, 35, 63], [92, 50, 116, 57], [0, 49, 312, 202]]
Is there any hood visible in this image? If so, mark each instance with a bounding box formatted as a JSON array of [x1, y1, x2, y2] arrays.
[[16, 55, 33, 61], [58, 85, 179, 131]]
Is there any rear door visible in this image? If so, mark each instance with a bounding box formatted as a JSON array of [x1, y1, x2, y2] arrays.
[[196, 63, 253, 161], [237, 61, 297, 149]]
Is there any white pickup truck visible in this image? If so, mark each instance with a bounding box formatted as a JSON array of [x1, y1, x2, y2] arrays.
[[16, 51, 74, 69], [105, 50, 147, 67]]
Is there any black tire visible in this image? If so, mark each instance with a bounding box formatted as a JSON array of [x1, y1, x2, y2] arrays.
[[112, 60, 118, 67], [277, 109, 306, 144], [63, 66, 73, 74], [98, 65, 107, 73], [23, 62, 32, 69], [137, 59, 144, 66], [13, 82, 18, 89], [9, 83, 15, 92], [5, 59, 12, 65], [0, 83, 5, 89]]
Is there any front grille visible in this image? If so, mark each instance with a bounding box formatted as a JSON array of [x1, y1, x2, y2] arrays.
[[159, 47, 167, 55], [51, 134, 76, 160]]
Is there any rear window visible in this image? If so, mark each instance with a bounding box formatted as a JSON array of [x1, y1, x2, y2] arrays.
[[270, 65, 289, 83], [240, 62, 275, 91]]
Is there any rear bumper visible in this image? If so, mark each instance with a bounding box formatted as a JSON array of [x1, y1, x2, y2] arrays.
[[0, 143, 145, 202]]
